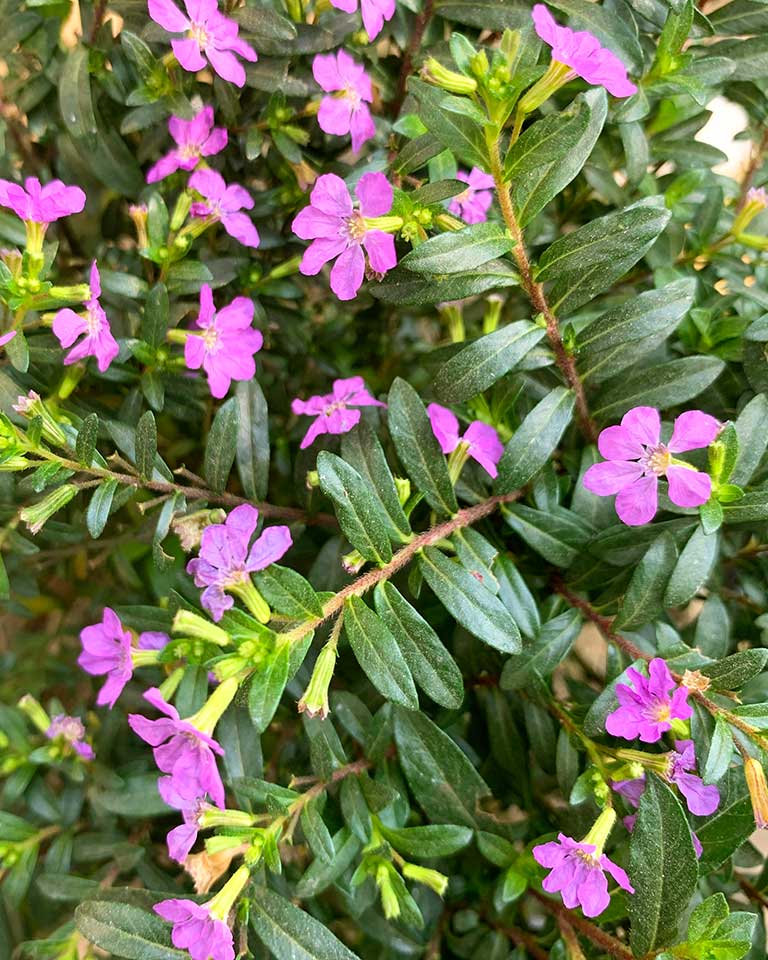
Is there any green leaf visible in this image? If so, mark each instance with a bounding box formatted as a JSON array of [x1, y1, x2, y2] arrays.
[[393, 707, 492, 828], [387, 378, 458, 515], [86, 479, 119, 539], [502, 503, 594, 567], [203, 397, 239, 493], [393, 134, 445, 175], [300, 798, 335, 863], [687, 893, 730, 942], [494, 554, 540, 639], [433, 320, 545, 403], [344, 596, 418, 710], [578, 278, 696, 383], [408, 178, 467, 205], [378, 823, 473, 858], [249, 888, 360, 960], [702, 717, 733, 785], [59, 46, 96, 140], [693, 595, 729, 659], [75, 901, 187, 960], [732, 393, 768, 485], [419, 547, 521, 653], [452, 528, 498, 592], [76, 413, 99, 467], [370, 259, 519, 305], [294, 827, 361, 899], [615, 532, 678, 630], [341, 421, 411, 542], [664, 525, 719, 607], [501, 609, 581, 691], [695, 768, 753, 871], [701, 650, 768, 691], [317, 452, 393, 564], [629, 774, 699, 955], [408, 78, 489, 169], [374, 582, 464, 709], [495, 388, 575, 493], [401, 223, 514, 275], [135, 411, 157, 482], [253, 565, 323, 620], [142, 284, 168, 349], [248, 640, 290, 733], [594, 356, 725, 421], [235, 379, 269, 502], [536, 197, 671, 315]]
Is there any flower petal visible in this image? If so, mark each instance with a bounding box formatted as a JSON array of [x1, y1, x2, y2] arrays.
[[668, 410, 720, 453], [666, 466, 711, 508], [614, 474, 658, 526]]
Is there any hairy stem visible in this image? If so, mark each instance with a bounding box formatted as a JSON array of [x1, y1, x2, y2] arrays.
[[487, 136, 597, 442], [530, 891, 633, 960], [392, 0, 434, 115], [283, 491, 522, 641]]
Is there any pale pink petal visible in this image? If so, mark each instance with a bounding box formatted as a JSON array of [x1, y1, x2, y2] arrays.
[[146, 152, 182, 183], [362, 230, 396, 273], [313, 52, 343, 92], [149, 0, 188, 29], [171, 38, 207, 73], [360, 0, 394, 38], [197, 283, 216, 328], [330, 244, 365, 300], [668, 411, 720, 453], [666, 466, 711, 508], [597, 424, 645, 461], [621, 406, 660, 449], [532, 3, 557, 44], [349, 105, 376, 154], [329, 0, 358, 11], [246, 526, 292, 570], [310, 174, 353, 218], [292, 206, 343, 241], [206, 46, 246, 87], [0, 331, 16, 348], [300, 237, 348, 275], [201, 127, 228, 156], [427, 403, 461, 454], [615, 474, 658, 526], [355, 171, 392, 217], [185, 334, 206, 370], [52, 309, 87, 348], [318, 96, 353, 137], [215, 296, 254, 329], [189, 168, 225, 202], [583, 460, 644, 496], [221, 211, 259, 248], [464, 421, 504, 478]]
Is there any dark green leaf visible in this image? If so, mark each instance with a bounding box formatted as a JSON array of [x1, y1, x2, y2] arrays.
[[408, 78, 489, 169], [248, 640, 290, 733], [502, 503, 594, 567], [235, 379, 270, 502], [344, 596, 418, 710], [371, 259, 519, 305], [86, 479, 119, 539], [664, 525, 719, 607], [142, 284, 168, 349], [615, 532, 678, 630], [75, 901, 186, 960], [135, 411, 157, 482], [378, 823, 473, 858], [76, 413, 99, 467], [495, 388, 575, 493], [249, 888, 360, 959], [695, 768, 754, 871], [341, 421, 411, 542], [203, 397, 239, 493], [401, 223, 513, 275], [702, 650, 768, 691], [253, 565, 323, 620], [501, 609, 581, 690]]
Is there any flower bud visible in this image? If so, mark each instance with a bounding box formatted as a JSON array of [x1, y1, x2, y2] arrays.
[[20, 483, 78, 535], [298, 640, 338, 719], [170, 191, 193, 232], [422, 58, 478, 95], [12, 391, 69, 447], [744, 757, 768, 829], [18, 694, 51, 734], [342, 549, 366, 575], [402, 863, 449, 896], [394, 477, 411, 506], [733, 187, 768, 236], [173, 609, 231, 646], [129, 204, 149, 250], [375, 861, 401, 920]]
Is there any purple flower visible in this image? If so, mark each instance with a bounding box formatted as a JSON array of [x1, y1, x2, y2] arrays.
[[313, 50, 375, 155], [154, 900, 234, 960], [605, 658, 692, 743], [746, 186, 768, 209], [533, 833, 633, 917], [291, 172, 397, 301], [128, 688, 226, 807], [667, 740, 720, 816], [78, 607, 169, 709], [146, 106, 228, 183], [186, 504, 292, 622], [46, 714, 94, 760], [0, 331, 16, 350], [583, 407, 720, 526], [291, 376, 384, 449], [448, 168, 495, 224], [427, 403, 504, 478], [184, 284, 263, 399], [189, 168, 259, 248], [158, 776, 206, 862], [613, 776, 704, 857], [52, 262, 119, 373], [532, 4, 637, 98], [328, 0, 395, 40], [148, 0, 257, 88], [0, 176, 85, 224]]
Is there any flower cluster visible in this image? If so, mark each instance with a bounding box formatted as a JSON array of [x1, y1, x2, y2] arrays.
[[292, 376, 384, 448]]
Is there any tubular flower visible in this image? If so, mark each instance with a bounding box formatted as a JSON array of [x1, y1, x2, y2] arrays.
[[291, 172, 398, 301], [147, 0, 257, 87], [52, 262, 120, 372], [313, 50, 375, 155], [448, 168, 496, 224], [328, 0, 395, 41], [427, 403, 504, 478], [606, 658, 692, 743], [583, 406, 720, 526], [292, 376, 384, 448], [189, 169, 259, 248], [0, 176, 85, 224], [146, 106, 228, 183]]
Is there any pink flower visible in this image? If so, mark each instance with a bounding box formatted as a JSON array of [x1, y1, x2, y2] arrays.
[[605, 658, 692, 744], [667, 740, 720, 816], [427, 403, 504, 478], [582, 406, 720, 526], [186, 504, 292, 622], [292, 172, 397, 301], [532, 4, 637, 98], [146, 106, 228, 183], [158, 776, 206, 862], [52, 262, 119, 373], [533, 833, 633, 917], [78, 607, 169, 709], [154, 900, 234, 960], [746, 187, 768, 208], [0, 176, 85, 224], [0, 331, 16, 350], [613, 776, 705, 857], [46, 714, 94, 760], [328, 0, 395, 40], [291, 375, 384, 448], [184, 284, 263, 399], [313, 50, 375, 155], [448, 168, 495, 224], [189, 168, 259, 248], [147, 0, 257, 88], [128, 688, 226, 807]]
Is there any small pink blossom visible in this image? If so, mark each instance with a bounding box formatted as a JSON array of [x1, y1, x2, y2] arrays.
[[148, 0, 257, 88], [427, 403, 503, 478], [448, 168, 495, 224], [189, 169, 259, 248], [613, 776, 704, 856], [146, 106, 228, 183], [292, 376, 384, 448], [328, 0, 395, 40], [292, 172, 397, 301], [746, 187, 768, 208], [184, 284, 263, 399], [46, 714, 94, 760], [186, 504, 292, 621], [583, 406, 720, 526], [532, 4, 637, 98], [0, 177, 85, 224], [533, 834, 633, 917], [158, 776, 206, 862], [313, 50, 375, 155], [0, 331, 16, 350], [52, 262, 119, 372], [154, 900, 234, 960], [605, 658, 692, 744], [667, 740, 720, 816]]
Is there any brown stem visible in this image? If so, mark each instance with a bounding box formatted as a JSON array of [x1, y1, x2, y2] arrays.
[[530, 891, 633, 960], [737, 125, 768, 210], [495, 923, 550, 960], [391, 0, 434, 116], [740, 878, 768, 910], [558, 916, 587, 960], [88, 0, 108, 43], [283, 491, 522, 641], [487, 138, 597, 443]]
